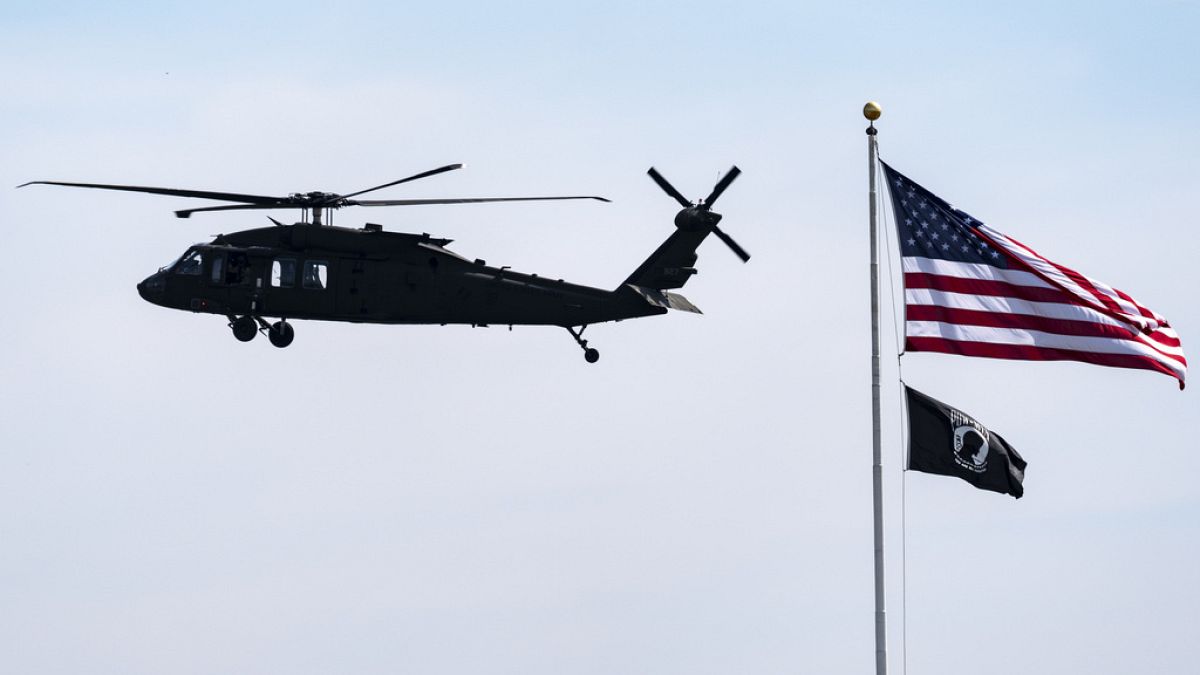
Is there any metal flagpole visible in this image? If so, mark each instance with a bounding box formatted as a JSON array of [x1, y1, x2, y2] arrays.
[[864, 100, 886, 675]]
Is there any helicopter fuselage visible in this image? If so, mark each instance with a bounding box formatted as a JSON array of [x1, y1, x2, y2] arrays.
[[137, 222, 667, 328]]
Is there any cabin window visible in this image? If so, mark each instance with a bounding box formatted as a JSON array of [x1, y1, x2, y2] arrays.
[[271, 258, 296, 288], [174, 249, 203, 275], [211, 254, 225, 283], [225, 252, 250, 285], [303, 261, 328, 290]]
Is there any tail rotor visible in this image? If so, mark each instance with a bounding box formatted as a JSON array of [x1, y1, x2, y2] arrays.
[[646, 166, 750, 262]]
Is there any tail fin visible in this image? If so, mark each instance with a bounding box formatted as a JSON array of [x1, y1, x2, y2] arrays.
[[623, 227, 711, 290], [622, 165, 747, 313]]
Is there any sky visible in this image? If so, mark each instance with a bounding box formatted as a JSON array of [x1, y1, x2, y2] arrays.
[[2, 1, 1198, 673]]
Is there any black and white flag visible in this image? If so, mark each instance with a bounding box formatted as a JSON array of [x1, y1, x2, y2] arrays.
[[905, 386, 1027, 499]]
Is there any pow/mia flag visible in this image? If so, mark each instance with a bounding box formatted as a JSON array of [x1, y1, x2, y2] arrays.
[[905, 386, 1027, 499]]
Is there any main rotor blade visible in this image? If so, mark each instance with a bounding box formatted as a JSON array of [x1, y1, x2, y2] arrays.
[[17, 180, 283, 205], [350, 195, 611, 206], [646, 167, 692, 208], [174, 203, 288, 218], [702, 166, 741, 209], [711, 224, 750, 263], [333, 164, 465, 202]]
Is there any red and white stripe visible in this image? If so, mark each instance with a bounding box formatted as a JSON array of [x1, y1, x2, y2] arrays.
[[976, 224, 1168, 334], [902, 253, 1187, 387]]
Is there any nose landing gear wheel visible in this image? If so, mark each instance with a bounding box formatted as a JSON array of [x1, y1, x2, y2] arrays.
[[230, 315, 257, 342], [268, 320, 295, 348], [584, 348, 600, 363]]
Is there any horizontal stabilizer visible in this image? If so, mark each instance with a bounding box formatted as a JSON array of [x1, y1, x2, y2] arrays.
[[627, 284, 702, 314]]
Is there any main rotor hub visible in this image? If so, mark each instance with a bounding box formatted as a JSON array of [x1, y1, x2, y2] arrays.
[[290, 191, 339, 204]]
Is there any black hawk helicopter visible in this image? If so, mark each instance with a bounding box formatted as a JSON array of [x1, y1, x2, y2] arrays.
[[20, 164, 748, 362]]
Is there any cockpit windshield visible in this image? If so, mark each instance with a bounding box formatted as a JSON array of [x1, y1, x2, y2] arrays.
[[169, 248, 204, 275]]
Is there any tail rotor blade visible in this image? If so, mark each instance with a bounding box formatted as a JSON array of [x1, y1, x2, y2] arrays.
[[647, 167, 692, 208], [711, 224, 751, 263], [702, 165, 741, 209]]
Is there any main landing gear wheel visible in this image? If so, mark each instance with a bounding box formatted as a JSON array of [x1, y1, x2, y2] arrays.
[[230, 315, 257, 342], [566, 326, 600, 364], [268, 320, 295, 348]]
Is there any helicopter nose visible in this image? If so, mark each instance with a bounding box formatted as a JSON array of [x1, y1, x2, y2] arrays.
[[137, 272, 166, 303]]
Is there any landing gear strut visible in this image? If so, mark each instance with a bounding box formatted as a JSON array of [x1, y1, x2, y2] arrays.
[[566, 325, 600, 363]]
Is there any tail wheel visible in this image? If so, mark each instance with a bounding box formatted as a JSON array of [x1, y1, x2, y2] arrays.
[[268, 320, 295, 348], [566, 326, 600, 364]]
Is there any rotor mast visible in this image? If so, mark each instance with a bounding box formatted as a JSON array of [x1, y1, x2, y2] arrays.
[[299, 192, 332, 226]]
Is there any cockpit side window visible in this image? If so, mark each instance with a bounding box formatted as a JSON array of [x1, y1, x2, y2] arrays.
[[174, 249, 203, 275], [303, 261, 328, 290], [272, 258, 296, 288]]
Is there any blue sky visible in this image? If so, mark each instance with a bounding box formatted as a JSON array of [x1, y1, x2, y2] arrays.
[[2, 2, 1198, 674]]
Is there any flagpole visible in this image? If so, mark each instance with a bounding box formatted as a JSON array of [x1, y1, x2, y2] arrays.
[[864, 100, 887, 675]]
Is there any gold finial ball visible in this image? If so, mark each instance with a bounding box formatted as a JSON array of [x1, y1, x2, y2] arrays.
[[863, 101, 882, 121]]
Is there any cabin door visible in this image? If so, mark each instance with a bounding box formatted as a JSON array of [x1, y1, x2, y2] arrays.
[[265, 256, 334, 318]]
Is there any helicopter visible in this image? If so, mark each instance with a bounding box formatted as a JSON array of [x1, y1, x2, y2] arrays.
[[19, 164, 749, 363]]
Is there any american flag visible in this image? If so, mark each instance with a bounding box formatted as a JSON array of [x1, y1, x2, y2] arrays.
[[881, 161, 1186, 387]]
